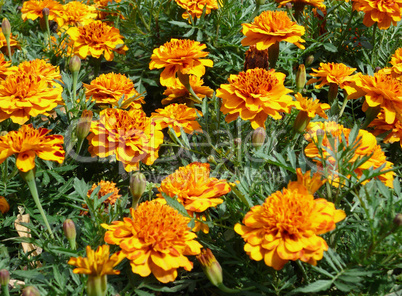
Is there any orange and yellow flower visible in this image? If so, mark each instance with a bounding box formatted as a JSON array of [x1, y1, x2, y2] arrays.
[[174, 0, 218, 20], [292, 168, 326, 195], [162, 75, 213, 105], [102, 200, 203, 283], [0, 53, 14, 80], [0, 124, 65, 173], [149, 39, 213, 86], [293, 93, 330, 118], [352, 0, 402, 30], [58, 1, 97, 30], [68, 244, 125, 276], [304, 121, 395, 188], [380, 48, 402, 81], [151, 103, 202, 136], [0, 196, 10, 214], [21, 0, 64, 26], [241, 10, 306, 50], [87, 108, 164, 172], [235, 181, 346, 270], [369, 110, 402, 147], [66, 20, 128, 61], [217, 68, 294, 129], [81, 180, 121, 215], [17, 59, 62, 87], [84, 73, 144, 109]]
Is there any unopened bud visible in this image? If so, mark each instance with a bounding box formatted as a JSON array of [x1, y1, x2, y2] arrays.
[[293, 110, 310, 133], [69, 55, 81, 73], [42, 7, 50, 17], [76, 110, 93, 141], [394, 213, 402, 227], [130, 172, 146, 208], [316, 129, 325, 147], [305, 55, 314, 67], [63, 219, 77, 250], [285, 2, 292, 9], [196, 249, 223, 287], [374, 66, 381, 73], [0, 269, 9, 286], [1, 18, 11, 37], [252, 127, 266, 149], [296, 64, 306, 93], [207, 155, 217, 165], [22, 286, 41, 296]]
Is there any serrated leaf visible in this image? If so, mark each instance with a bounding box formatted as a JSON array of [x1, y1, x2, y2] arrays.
[[293, 280, 332, 293], [168, 20, 191, 28], [162, 193, 190, 218], [334, 280, 353, 292], [323, 43, 337, 52]]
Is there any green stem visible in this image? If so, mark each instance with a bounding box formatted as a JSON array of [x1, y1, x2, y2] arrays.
[[76, 138, 84, 155], [72, 71, 78, 105], [4, 35, 11, 62], [338, 98, 348, 118], [1, 284, 9, 296], [43, 14, 51, 50], [187, 84, 202, 104], [22, 170, 54, 239], [216, 283, 244, 293], [371, 23, 377, 66]]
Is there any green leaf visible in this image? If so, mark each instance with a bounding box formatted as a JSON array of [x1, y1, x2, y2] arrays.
[[293, 280, 332, 293], [168, 20, 191, 28], [73, 178, 89, 199], [162, 193, 190, 218], [323, 43, 337, 52], [334, 280, 353, 292]]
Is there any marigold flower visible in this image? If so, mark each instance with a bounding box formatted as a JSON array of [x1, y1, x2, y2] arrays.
[[84, 73, 144, 109], [304, 121, 395, 187], [151, 103, 202, 136], [217, 68, 294, 129], [81, 180, 121, 215], [66, 20, 128, 61], [102, 200, 202, 283], [0, 196, 9, 214], [87, 108, 164, 172], [241, 10, 306, 50], [0, 53, 13, 80], [17, 59, 62, 87], [235, 182, 345, 270], [0, 124, 65, 173], [293, 93, 330, 118], [21, 0, 64, 26], [293, 168, 326, 194], [369, 110, 402, 148], [352, 0, 402, 30], [162, 75, 213, 105], [380, 48, 402, 81], [149, 38, 213, 86], [58, 1, 97, 30], [174, 0, 218, 20]]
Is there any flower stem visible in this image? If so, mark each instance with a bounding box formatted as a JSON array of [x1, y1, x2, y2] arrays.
[[371, 23, 377, 66], [4, 35, 11, 62], [1, 284, 10, 296], [72, 70, 78, 105], [21, 169, 54, 239], [43, 14, 51, 50]]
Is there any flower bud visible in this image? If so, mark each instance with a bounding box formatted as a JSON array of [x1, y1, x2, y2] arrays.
[[76, 110, 93, 141], [130, 172, 146, 208], [296, 64, 306, 93], [374, 66, 381, 73], [22, 286, 40, 296], [394, 213, 402, 227], [63, 219, 77, 250], [196, 248, 223, 287], [293, 110, 310, 133], [252, 127, 266, 149], [305, 55, 314, 67], [0, 269, 9, 286], [207, 155, 217, 165], [1, 18, 11, 37], [0, 196, 9, 214], [42, 7, 50, 17], [69, 55, 81, 73], [316, 129, 325, 147]]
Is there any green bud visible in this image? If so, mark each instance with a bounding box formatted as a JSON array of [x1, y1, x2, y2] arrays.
[[0, 269, 9, 286], [305, 55, 314, 67], [1, 18, 11, 37], [316, 129, 325, 147], [252, 127, 266, 149], [42, 7, 50, 17], [296, 64, 306, 93], [394, 213, 402, 227], [196, 249, 223, 287], [69, 55, 81, 73], [22, 286, 40, 296], [130, 172, 146, 208], [76, 110, 93, 141], [63, 219, 77, 250]]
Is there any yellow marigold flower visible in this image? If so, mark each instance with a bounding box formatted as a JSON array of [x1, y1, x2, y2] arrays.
[[17, 59, 62, 87], [158, 162, 231, 213], [241, 10, 306, 50], [88, 180, 121, 205], [369, 110, 402, 148], [149, 38, 213, 86], [21, 0, 64, 26], [354, 73, 402, 124], [151, 103, 202, 137], [291, 168, 326, 194], [84, 73, 144, 109], [174, 0, 218, 20], [276, 0, 326, 13], [162, 75, 213, 105], [293, 93, 330, 118], [352, 0, 402, 30], [68, 245, 124, 276], [102, 201, 203, 283], [380, 48, 402, 81], [0, 124, 65, 173], [0, 53, 14, 80], [235, 182, 346, 270], [58, 1, 97, 30], [217, 68, 294, 129], [87, 108, 164, 172], [66, 20, 128, 61], [0, 66, 64, 124], [304, 121, 395, 188], [0, 196, 9, 214]]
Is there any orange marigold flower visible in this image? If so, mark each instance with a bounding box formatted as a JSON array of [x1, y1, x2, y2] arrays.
[[304, 121, 395, 188], [151, 103, 202, 136], [380, 48, 402, 81], [58, 1, 97, 30], [292, 168, 326, 194], [68, 245, 125, 276], [276, 0, 326, 13], [162, 75, 213, 105], [84, 73, 144, 109], [87, 108, 164, 172], [149, 38, 213, 86], [241, 10, 306, 50], [174, 0, 218, 20], [66, 20, 128, 61], [17, 59, 62, 87], [235, 182, 346, 270], [369, 110, 402, 147], [0, 63, 64, 124], [102, 201, 203, 283], [0, 196, 10, 214], [217, 68, 294, 129], [81, 180, 121, 215], [352, 0, 402, 30], [21, 0, 64, 26], [293, 93, 330, 118], [0, 53, 14, 80], [0, 124, 65, 173]]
